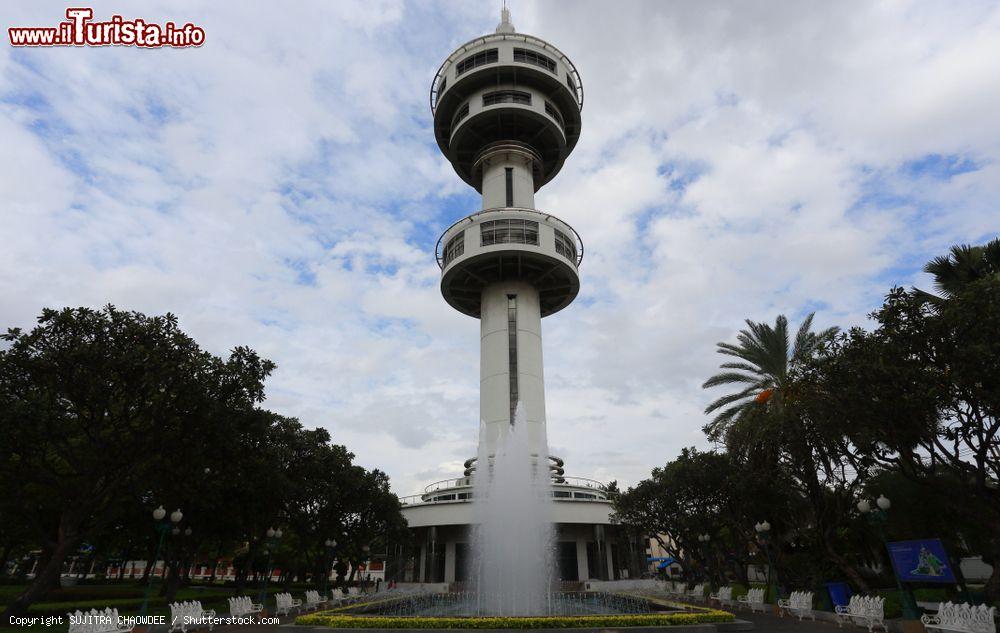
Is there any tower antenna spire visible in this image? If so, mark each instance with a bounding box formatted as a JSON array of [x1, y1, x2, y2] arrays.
[[496, 0, 515, 33]]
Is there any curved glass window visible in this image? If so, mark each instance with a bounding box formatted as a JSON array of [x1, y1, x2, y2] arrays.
[[483, 90, 531, 106], [443, 231, 465, 266], [452, 102, 469, 128], [481, 219, 539, 246], [545, 101, 564, 128], [456, 48, 498, 75], [513, 48, 556, 73], [554, 229, 577, 263]]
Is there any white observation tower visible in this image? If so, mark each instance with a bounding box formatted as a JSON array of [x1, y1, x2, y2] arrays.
[[432, 5, 584, 463], [397, 7, 640, 588]]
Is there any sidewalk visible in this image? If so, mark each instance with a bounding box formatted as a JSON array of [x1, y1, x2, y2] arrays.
[[737, 611, 843, 633]]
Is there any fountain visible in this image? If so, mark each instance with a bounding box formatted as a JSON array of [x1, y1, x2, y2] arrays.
[[469, 404, 553, 615], [330, 408, 687, 619]]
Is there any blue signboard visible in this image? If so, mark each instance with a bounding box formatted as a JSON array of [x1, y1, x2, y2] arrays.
[[887, 539, 956, 584]]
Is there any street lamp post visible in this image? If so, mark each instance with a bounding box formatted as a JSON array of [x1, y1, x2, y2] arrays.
[[858, 495, 919, 619], [322, 539, 336, 599], [361, 545, 371, 592], [139, 506, 182, 620], [698, 534, 713, 592], [258, 528, 282, 609], [754, 521, 781, 602]]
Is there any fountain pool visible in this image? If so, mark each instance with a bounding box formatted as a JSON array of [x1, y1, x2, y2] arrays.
[[333, 591, 682, 617]]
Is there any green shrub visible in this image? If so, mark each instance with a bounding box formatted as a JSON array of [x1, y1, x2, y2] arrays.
[[295, 610, 735, 629]]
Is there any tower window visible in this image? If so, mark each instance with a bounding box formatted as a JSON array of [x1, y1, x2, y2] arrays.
[[566, 72, 576, 93], [482, 90, 531, 107], [452, 102, 470, 128], [442, 231, 465, 267], [507, 294, 518, 424], [455, 48, 498, 75], [554, 229, 577, 263], [505, 168, 514, 207], [480, 219, 539, 246], [545, 101, 564, 129], [513, 48, 556, 73]]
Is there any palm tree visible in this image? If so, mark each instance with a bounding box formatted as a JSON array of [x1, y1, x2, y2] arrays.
[[917, 238, 1000, 304], [701, 313, 838, 441]]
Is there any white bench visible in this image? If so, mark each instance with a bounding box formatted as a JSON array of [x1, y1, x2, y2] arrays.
[[67, 608, 134, 633], [227, 595, 263, 618], [335, 586, 361, 604], [303, 590, 328, 611], [687, 583, 706, 601], [168, 600, 216, 632], [836, 595, 886, 632], [710, 586, 734, 608], [737, 587, 767, 613], [274, 592, 303, 616], [922, 602, 997, 633], [778, 590, 815, 621]]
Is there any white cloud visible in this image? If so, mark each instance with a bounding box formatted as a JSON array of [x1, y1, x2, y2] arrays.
[[1, 0, 998, 494]]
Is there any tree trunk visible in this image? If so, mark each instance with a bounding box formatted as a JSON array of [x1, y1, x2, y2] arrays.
[[141, 541, 156, 583], [825, 542, 871, 593], [117, 543, 133, 581], [1, 530, 78, 618], [731, 556, 749, 585], [236, 542, 256, 596], [983, 543, 1000, 604], [984, 565, 1000, 603], [0, 542, 13, 577], [164, 561, 182, 604], [209, 541, 223, 584], [35, 542, 61, 594]]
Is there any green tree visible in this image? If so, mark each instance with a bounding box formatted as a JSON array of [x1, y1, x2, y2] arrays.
[[613, 448, 795, 587], [805, 276, 1000, 601], [0, 306, 273, 617], [917, 237, 1000, 304], [702, 313, 838, 440]]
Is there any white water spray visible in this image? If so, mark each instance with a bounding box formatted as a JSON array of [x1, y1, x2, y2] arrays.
[[470, 403, 553, 615]]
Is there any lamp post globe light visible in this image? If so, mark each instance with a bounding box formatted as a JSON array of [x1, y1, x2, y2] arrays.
[[258, 527, 282, 608], [697, 533, 713, 591], [754, 520, 780, 602], [139, 506, 182, 620], [857, 494, 919, 619], [322, 539, 336, 598]]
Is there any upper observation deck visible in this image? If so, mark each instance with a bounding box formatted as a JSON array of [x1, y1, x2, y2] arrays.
[[429, 27, 584, 192]]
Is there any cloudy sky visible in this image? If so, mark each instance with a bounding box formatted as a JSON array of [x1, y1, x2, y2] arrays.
[[2, 1, 998, 495]]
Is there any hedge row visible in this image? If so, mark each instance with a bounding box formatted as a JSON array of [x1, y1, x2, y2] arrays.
[[295, 610, 735, 629]]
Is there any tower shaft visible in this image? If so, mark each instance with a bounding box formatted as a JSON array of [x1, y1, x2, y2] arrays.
[[480, 280, 545, 457]]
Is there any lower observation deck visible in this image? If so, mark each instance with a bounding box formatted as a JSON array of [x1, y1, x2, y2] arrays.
[[398, 474, 614, 528], [437, 207, 583, 318], [400, 475, 609, 506]]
